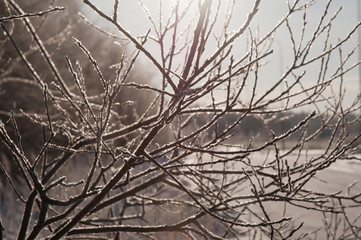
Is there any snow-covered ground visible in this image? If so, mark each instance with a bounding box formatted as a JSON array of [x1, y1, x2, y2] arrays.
[[184, 148, 361, 239]]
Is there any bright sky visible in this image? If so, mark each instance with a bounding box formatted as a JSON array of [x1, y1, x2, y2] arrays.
[[83, 0, 360, 111]]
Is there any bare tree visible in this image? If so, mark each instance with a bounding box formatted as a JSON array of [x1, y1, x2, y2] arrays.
[[1, 0, 361, 239]]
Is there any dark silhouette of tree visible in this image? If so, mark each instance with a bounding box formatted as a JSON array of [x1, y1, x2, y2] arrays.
[[0, 0, 360, 239]]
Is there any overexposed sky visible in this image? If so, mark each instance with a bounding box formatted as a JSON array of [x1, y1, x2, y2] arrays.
[[82, 0, 360, 111]]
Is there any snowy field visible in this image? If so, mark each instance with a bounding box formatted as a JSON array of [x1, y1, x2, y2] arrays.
[[244, 149, 360, 239], [1, 150, 360, 239], [185, 148, 361, 239]]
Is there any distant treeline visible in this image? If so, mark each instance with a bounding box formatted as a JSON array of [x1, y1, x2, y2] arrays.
[[193, 111, 360, 145]]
